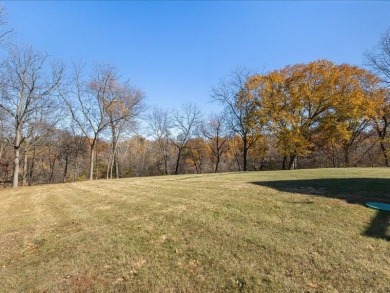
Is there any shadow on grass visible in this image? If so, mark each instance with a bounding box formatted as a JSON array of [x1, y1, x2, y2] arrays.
[[250, 178, 390, 241]]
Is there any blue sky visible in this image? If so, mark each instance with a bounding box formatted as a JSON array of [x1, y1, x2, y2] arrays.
[[4, 1, 390, 114]]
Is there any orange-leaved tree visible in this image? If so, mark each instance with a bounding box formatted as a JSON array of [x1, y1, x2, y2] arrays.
[[248, 60, 385, 169]]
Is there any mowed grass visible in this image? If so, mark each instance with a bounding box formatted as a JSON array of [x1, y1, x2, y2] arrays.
[[0, 168, 389, 292]]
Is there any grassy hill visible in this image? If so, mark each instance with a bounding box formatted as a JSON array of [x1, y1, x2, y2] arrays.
[[0, 168, 389, 292]]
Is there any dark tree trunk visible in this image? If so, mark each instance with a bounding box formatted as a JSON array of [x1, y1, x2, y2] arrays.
[[282, 156, 287, 170], [63, 155, 69, 183], [115, 152, 119, 178], [215, 154, 220, 173], [243, 136, 248, 171], [288, 154, 297, 170], [379, 141, 389, 167], [174, 148, 183, 175], [344, 150, 350, 167], [49, 157, 56, 184]]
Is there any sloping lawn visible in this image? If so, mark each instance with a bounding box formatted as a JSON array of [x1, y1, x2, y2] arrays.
[[0, 168, 389, 292]]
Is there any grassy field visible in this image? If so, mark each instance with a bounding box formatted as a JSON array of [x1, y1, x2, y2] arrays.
[[0, 168, 389, 292]]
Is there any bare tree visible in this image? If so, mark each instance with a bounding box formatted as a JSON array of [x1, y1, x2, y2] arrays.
[[372, 104, 390, 167], [0, 46, 63, 188], [366, 28, 390, 166], [149, 107, 172, 175], [211, 69, 262, 171], [170, 103, 201, 175], [0, 4, 13, 46], [201, 112, 228, 173], [366, 28, 390, 86], [21, 119, 55, 186], [63, 63, 138, 180], [58, 127, 87, 183], [105, 79, 144, 179]]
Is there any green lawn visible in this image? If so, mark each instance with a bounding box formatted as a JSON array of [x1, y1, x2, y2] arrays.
[[0, 168, 389, 292]]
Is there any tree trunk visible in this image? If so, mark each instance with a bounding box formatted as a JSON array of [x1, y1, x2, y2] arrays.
[[332, 152, 337, 168], [22, 150, 28, 186], [89, 142, 95, 180], [235, 153, 241, 171], [12, 147, 20, 188], [107, 143, 117, 179], [28, 148, 36, 186], [215, 153, 220, 173], [375, 119, 389, 167], [49, 157, 56, 184], [174, 148, 182, 175], [0, 142, 4, 160], [379, 141, 389, 167], [344, 151, 350, 167], [12, 129, 22, 188], [107, 150, 117, 179], [95, 140, 99, 180], [163, 154, 168, 175], [194, 161, 199, 174], [2, 161, 9, 188], [115, 152, 119, 178], [288, 154, 297, 170], [63, 155, 69, 183], [243, 136, 248, 171], [73, 161, 79, 182], [106, 152, 112, 179], [282, 156, 287, 170]]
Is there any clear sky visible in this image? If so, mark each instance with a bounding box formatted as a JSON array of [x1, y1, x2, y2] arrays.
[[4, 1, 390, 114]]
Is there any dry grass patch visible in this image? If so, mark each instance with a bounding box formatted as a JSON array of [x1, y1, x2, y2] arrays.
[[0, 168, 389, 292]]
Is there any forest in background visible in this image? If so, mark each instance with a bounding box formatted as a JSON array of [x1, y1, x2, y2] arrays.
[[0, 7, 390, 188]]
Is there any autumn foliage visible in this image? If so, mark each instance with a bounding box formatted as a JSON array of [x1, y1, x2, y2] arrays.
[[1, 57, 390, 186], [247, 60, 387, 169]]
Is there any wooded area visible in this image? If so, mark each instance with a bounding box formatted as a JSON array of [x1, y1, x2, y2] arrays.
[[0, 8, 389, 188]]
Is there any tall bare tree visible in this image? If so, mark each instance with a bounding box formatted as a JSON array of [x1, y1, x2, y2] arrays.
[[63, 63, 143, 180], [105, 79, 144, 179], [202, 112, 228, 173], [366, 28, 390, 166], [170, 103, 201, 175], [21, 119, 54, 186], [149, 107, 172, 175], [211, 69, 262, 171], [0, 46, 63, 188], [58, 126, 87, 183]]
